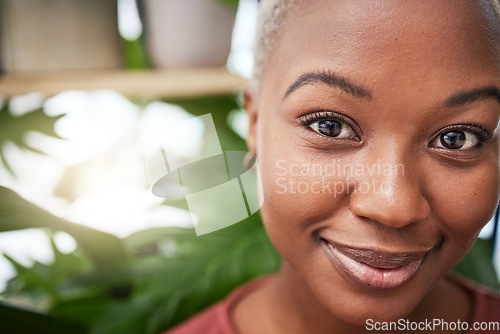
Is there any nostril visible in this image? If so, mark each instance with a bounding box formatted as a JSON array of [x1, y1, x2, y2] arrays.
[[349, 167, 432, 228], [358, 215, 390, 227], [350, 190, 431, 229]]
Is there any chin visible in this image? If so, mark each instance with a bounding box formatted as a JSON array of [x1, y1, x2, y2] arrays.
[[318, 285, 425, 325], [329, 299, 416, 326]]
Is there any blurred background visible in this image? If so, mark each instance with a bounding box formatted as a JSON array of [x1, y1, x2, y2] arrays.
[[0, 0, 498, 333]]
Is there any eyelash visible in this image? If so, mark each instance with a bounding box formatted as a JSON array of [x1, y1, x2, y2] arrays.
[[429, 123, 493, 145], [298, 110, 360, 135], [299, 110, 346, 126], [299, 111, 494, 151], [298, 110, 361, 142]]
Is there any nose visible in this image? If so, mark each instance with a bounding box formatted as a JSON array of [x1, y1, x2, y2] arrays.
[[349, 149, 431, 229]]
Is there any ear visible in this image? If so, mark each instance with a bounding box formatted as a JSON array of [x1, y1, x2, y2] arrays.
[[244, 84, 259, 157]]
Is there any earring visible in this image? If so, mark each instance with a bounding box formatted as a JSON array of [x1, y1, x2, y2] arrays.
[[243, 152, 256, 171]]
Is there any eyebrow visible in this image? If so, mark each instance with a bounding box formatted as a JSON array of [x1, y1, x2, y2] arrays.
[[283, 71, 373, 100], [445, 87, 500, 107]]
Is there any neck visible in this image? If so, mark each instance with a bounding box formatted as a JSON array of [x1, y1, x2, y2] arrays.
[[249, 264, 471, 334], [265, 263, 369, 334], [234, 262, 472, 334]]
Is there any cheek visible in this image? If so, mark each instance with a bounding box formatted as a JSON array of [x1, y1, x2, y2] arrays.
[[259, 157, 326, 229], [257, 113, 350, 224], [428, 160, 499, 244], [258, 153, 351, 262]]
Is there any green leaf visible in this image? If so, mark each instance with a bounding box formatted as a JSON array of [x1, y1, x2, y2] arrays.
[[0, 187, 127, 267], [0, 301, 83, 334], [453, 237, 500, 290], [3, 254, 58, 298], [47, 233, 92, 285], [50, 298, 116, 332], [0, 104, 64, 176], [216, 0, 239, 8], [90, 215, 280, 334], [121, 36, 151, 70]]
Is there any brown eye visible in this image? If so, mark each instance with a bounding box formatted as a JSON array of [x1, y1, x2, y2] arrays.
[[318, 120, 342, 137], [430, 130, 479, 150], [440, 131, 466, 149], [309, 120, 357, 139]]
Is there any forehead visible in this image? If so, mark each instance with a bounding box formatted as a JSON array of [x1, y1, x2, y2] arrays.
[[260, 0, 500, 100]]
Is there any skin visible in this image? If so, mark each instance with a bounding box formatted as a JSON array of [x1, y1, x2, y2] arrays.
[[235, 0, 500, 334]]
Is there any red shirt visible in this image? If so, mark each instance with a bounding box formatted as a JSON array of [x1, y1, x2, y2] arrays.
[[164, 275, 500, 334]]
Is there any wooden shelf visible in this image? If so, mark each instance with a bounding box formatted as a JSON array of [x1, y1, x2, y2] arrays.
[[0, 67, 248, 99]]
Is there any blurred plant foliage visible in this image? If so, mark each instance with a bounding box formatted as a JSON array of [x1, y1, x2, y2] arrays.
[[121, 35, 151, 70], [0, 95, 497, 334], [0, 95, 280, 334], [0, 103, 64, 176], [216, 0, 240, 8]]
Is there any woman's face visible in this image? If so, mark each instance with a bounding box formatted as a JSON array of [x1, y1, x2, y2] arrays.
[[246, 0, 500, 324]]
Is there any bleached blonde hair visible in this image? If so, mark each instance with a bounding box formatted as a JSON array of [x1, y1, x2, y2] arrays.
[[252, 0, 299, 85], [493, 0, 500, 15], [251, 0, 500, 88]]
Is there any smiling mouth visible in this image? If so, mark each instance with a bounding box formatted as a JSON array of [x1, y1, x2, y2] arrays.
[[323, 240, 432, 290]]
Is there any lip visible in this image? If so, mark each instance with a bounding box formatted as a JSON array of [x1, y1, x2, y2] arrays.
[[323, 240, 432, 290]]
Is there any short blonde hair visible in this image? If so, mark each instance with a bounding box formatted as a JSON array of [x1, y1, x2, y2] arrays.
[[493, 0, 500, 15], [252, 0, 500, 87], [252, 0, 299, 87]]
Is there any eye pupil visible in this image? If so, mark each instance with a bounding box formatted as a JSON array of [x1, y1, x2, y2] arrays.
[[318, 120, 342, 137], [440, 131, 466, 149]]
